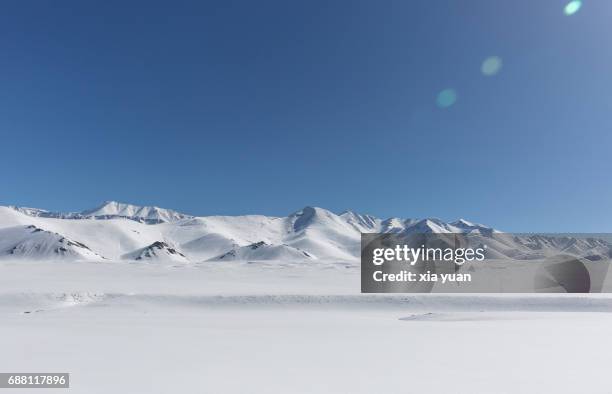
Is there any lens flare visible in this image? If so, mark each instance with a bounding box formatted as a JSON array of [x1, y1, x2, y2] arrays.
[[481, 56, 503, 76], [436, 89, 457, 108], [564, 0, 582, 15]]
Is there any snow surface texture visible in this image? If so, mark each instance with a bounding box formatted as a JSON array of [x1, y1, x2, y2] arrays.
[[1, 202, 610, 263], [2, 260, 612, 394]]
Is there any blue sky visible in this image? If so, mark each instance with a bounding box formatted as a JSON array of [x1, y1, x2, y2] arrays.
[[0, 0, 610, 231]]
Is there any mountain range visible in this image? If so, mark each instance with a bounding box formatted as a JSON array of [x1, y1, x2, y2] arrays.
[[0, 201, 609, 263]]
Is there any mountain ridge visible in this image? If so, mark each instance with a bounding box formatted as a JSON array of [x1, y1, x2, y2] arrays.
[[9, 201, 192, 224], [1, 202, 609, 264]]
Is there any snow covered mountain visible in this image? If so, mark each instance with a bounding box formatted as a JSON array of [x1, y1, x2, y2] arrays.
[[8, 201, 191, 223], [81, 201, 191, 223], [0, 202, 609, 263], [126, 241, 189, 263], [213, 241, 315, 262], [0, 225, 105, 261]]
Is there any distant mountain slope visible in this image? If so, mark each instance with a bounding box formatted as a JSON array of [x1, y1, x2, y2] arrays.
[[211, 241, 315, 262], [0, 225, 104, 261], [8, 201, 192, 223], [284, 206, 361, 261], [126, 241, 189, 263], [81, 201, 192, 223], [1, 201, 609, 263]]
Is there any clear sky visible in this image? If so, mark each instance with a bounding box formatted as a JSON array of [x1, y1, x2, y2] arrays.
[[1, 0, 610, 231]]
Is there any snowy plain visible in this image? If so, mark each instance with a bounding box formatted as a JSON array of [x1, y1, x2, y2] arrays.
[[2, 260, 612, 394]]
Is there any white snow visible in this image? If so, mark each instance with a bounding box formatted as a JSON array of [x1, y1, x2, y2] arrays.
[[0, 260, 611, 394]]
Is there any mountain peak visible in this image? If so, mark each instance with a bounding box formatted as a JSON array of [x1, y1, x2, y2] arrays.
[[339, 210, 381, 232], [290, 206, 339, 232], [450, 218, 497, 234], [82, 200, 143, 215], [454, 218, 475, 227], [81, 201, 192, 223]]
